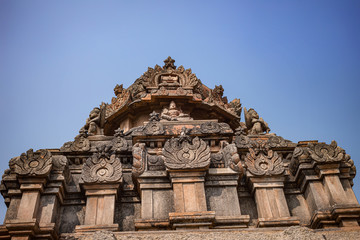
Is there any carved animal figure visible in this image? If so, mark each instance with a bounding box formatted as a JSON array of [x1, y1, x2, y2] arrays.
[[244, 107, 270, 135]]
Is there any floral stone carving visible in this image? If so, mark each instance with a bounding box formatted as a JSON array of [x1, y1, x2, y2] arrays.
[[163, 128, 211, 170], [9, 149, 53, 176], [245, 142, 284, 176], [82, 145, 122, 184], [143, 111, 165, 135], [308, 140, 345, 163], [112, 128, 128, 152]]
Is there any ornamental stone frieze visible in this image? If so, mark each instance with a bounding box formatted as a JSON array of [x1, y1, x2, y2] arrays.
[[1, 57, 359, 239], [163, 128, 211, 170]]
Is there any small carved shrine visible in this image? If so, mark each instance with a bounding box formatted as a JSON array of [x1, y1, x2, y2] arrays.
[[0, 57, 359, 239]]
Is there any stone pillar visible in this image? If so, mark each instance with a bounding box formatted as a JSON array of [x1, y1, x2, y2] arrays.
[[245, 145, 299, 227], [168, 171, 215, 229], [206, 168, 250, 228], [290, 141, 360, 228], [133, 171, 173, 230], [5, 149, 53, 240], [163, 134, 215, 229], [75, 145, 123, 232]]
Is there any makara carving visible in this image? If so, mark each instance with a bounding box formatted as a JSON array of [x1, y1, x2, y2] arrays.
[[9, 149, 53, 176], [163, 128, 211, 170], [82, 145, 122, 183], [244, 107, 270, 135]]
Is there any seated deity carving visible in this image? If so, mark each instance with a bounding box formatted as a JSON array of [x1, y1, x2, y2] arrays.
[[160, 101, 192, 121], [244, 107, 270, 135]]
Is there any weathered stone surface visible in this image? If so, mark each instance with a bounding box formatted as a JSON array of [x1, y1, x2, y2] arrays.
[[1, 57, 359, 239]]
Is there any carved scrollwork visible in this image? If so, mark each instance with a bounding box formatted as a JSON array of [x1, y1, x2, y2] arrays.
[[132, 143, 146, 177], [200, 122, 220, 134], [82, 145, 122, 183], [163, 128, 210, 170], [268, 136, 288, 148], [112, 128, 128, 152], [60, 130, 90, 153], [308, 140, 345, 163], [245, 147, 284, 176], [9, 149, 52, 176]]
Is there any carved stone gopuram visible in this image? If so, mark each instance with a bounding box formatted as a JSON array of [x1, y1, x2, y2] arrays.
[[1, 57, 359, 239]]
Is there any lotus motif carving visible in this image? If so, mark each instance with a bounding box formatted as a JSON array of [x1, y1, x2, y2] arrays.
[[308, 140, 344, 163], [163, 130, 210, 170], [82, 145, 122, 183], [245, 148, 284, 176], [9, 149, 52, 176]]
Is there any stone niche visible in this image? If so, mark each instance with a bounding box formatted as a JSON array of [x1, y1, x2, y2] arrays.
[[0, 57, 359, 239]]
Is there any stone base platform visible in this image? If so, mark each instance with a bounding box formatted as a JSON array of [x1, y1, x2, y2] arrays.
[[60, 226, 360, 240]]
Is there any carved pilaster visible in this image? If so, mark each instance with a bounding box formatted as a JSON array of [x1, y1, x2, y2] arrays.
[[5, 149, 53, 240], [244, 141, 299, 227], [163, 129, 215, 229], [75, 145, 122, 232], [290, 140, 360, 228]]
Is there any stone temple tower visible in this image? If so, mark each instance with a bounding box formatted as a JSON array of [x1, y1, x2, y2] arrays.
[[0, 57, 359, 239]]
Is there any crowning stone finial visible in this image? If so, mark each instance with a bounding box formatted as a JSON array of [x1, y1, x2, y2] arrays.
[[163, 56, 176, 70]]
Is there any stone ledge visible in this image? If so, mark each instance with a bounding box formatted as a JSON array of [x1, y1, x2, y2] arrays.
[[59, 226, 360, 240]]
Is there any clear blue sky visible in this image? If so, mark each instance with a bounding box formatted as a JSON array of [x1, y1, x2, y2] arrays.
[[0, 1, 359, 223]]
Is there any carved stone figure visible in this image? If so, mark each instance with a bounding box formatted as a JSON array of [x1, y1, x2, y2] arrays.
[[82, 145, 122, 183], [132, 143, 146, 177], [245, 142, 284, 176], [222, 142, 244, 173], [244, 107, 270, 135], [228, 98, 242, 116], [160, 101, 192, 121], [200, 122, 221, 134], [206, 85, 228, 107], [143, 111, 165, 135], [71, 129, 91, 152], [112, 128, 128, 152], [83, 105, 106, 136], [163, 128, 210, 170], [9, 149, 52, 176]]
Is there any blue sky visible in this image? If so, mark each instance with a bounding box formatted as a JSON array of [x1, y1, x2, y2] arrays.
[[0, 1, 359, 222]]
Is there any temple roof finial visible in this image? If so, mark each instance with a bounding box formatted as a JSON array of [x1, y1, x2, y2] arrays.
[[163, 56, 176, 70]]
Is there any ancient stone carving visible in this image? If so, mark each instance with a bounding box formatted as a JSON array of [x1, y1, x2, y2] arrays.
[[205, 85, 228, 107], [128, 78, 147, 101], [82, 145, 122, 183], [163, 56, 176, 70], [234, 126, 251, 149], [60, 129, 91, 152], [222, 142, 243, 173], [163, 128, 211, 170], [9, 149, 53, 176], [147, 155, 165, 171], [143, 111, 165, 135], [107, 84, 130, 117], [132, 143, 146, 177], [160, 101, 192, 121], [268, 136, 288, 148], [308, 140, 345, 163], [228, 98, 242, 116], [200, 122, 220, 134], [244, 107, 270, 135], [112, 128, 128, 152], [245, 142, 284, 176], [52, 155, 68, 172], [210, 152, 224, 168], [82, 105, 106, 136]]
